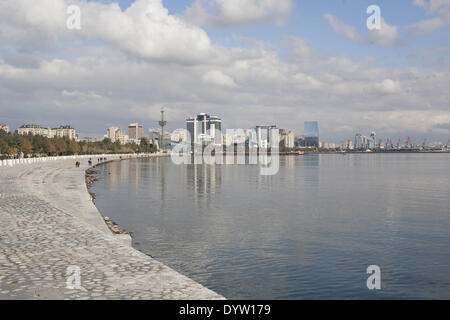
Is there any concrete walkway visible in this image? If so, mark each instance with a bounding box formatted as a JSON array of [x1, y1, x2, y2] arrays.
[[0, 155, 224, 300]]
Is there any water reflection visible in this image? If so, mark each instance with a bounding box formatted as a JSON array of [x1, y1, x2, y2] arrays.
[[303, 154, 319, 190], [92, 154, 450, 299], [187, 162, 222, 197]]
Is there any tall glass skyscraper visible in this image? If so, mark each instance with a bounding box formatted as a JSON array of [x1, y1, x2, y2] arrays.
[[304, 121, 319, 147]]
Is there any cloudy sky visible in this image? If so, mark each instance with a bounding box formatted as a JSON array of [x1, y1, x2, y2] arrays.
[[0, 0, 449, 142]]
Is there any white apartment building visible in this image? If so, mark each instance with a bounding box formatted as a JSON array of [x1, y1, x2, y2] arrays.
[[319, 142, 337, 149], [106, 127, 127, 144], [18, 125, 77, 140], [52, 125, 77, 140], [18, 125, 46, 136], [280, 131, 295, 148]]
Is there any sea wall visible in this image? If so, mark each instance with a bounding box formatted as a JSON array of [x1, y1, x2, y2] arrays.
[[0, 154, 224, 300]]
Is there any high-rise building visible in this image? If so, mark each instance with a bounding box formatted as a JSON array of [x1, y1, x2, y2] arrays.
[[354, 132, 377, 150], [186, 113, 222, 147], [256, 125, 279, 149], [106, 127, 119, 141], [0, 125, 9, 133], [304, 121, 319, 147], [159, 109, 167, 151], [106, 127, 127, 144], [344, 139, 354, 150], [128, 123, 144, 140], [355, 133, 372, 150], [280, 130, 295, 148], [148, 129, 160, 149], [370, 132, 377, 149]]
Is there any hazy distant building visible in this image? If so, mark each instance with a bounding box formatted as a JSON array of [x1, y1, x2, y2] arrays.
[[106, 127, 118, 140], [171, 128, 187, 142], [304, 121, 319, 148], [106, 127, 127, 144], [355, 133, 372, 150], [341, 139, 354, 150], [355, 132, 380, 150], [18, 124, 77, 140], [18, 124, 46, 136], [0, 125, 9, 133], [148, 129, 160, 149], [295, 136, 305, 147], [320, 142, 336, 149], [370, 132, 377, 149], [53, 125, 77, 140], [280, 130, 295, 148], [128, 123, 144, 140], [148, 128, 160, 140], [186, 113, 222, 147], [256, 125, 278, 149]]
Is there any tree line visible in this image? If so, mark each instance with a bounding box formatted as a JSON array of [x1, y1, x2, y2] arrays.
[[0, 129, 157, 160]]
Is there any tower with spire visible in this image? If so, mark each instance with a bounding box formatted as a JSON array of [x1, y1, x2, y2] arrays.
[[159, 108, 167, 151]]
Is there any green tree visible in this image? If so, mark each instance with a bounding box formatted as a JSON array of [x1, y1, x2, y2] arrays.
[[21, 139, 33, 155], [139, 138, 150, 153], [68, 139, 81, 154], [54, 138, 67, 155], [0, 140, 8, 154]]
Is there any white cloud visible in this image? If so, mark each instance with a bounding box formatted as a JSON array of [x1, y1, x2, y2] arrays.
[[62, 89, 102, 99], [374, 79, 402, 94], [185, 0, 293, 27], [411, 0, 450, 34], [0, 0, 214, 63], [368, 18, 400, 47], [324, 14, 400, 47], [323, 14, 360, 42], [287, 37, 317, 62], [202, 70, 237, 88], [0, 0, 69, 50], [410, 17, 446, 34]]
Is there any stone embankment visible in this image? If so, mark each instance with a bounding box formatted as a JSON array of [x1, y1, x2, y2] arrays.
[[0, 154, 224, 300]]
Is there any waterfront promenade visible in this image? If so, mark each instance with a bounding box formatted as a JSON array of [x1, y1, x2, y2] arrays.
[[0, 155, 224, 300]]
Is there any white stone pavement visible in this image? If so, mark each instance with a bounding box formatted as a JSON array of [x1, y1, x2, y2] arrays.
[[0, 154, 224, 300]]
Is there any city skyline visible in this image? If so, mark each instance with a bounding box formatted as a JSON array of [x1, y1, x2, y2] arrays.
[[3, 117, 450, 149], [0, 1, 449, 142]]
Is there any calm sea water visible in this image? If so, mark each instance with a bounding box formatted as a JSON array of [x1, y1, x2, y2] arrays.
[[91, 154, 450, 299]]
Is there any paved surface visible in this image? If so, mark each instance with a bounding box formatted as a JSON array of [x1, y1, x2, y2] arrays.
[[0, 157, 224, 300]]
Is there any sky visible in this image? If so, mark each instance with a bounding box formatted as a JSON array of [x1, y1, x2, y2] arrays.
[[0, 0, 449, 143]]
